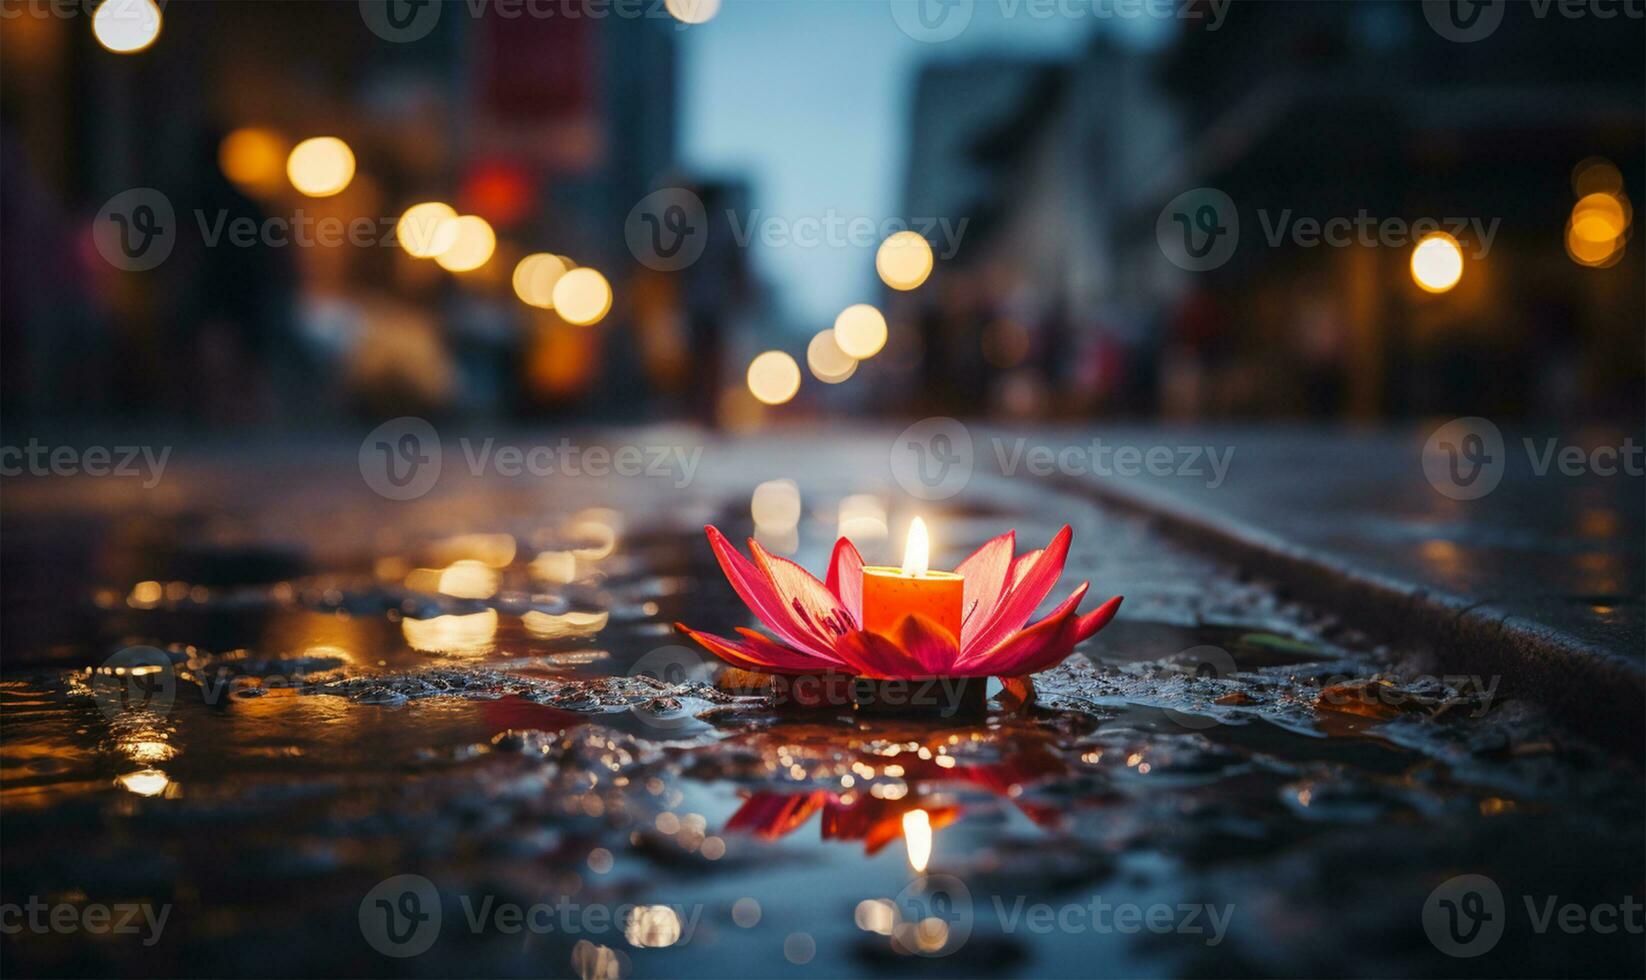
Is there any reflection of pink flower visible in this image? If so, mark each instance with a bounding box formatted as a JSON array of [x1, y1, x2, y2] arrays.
[[678, 525, 1121, 679], [723, 743, 1070, 850]]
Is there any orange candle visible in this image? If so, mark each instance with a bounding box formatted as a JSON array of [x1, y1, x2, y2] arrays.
[[862, 517, 964, 644]]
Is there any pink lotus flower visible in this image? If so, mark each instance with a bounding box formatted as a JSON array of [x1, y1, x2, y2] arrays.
[[677, 525, 1122, 679]]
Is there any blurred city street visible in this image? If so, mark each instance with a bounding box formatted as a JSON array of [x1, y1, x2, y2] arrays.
[[2, 1, 1642, 978]]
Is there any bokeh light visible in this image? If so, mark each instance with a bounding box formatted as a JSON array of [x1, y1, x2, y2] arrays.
[[218, 128, 287, 197], [833, 304, 888, 359], [1571, 192, 1630, 241], [876, 230, 935, 291], [552, 268, 613, 326], [1410, 232, 1464, 293], [665, 0, 721, 24], [1566, 186, 1631, 268], [746, 351, 801, 405], [92, 0, 162, 54], [513, 253, 571, 309], [751, 478, 802, 530], [286, 137, 356, 198], [433, 215, 497, 272], [806, 329, 858, 383], [396, 202, 459, 259], [1572, 157, 1624, 198]]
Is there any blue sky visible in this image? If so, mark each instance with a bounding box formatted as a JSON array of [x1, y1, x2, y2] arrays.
[[679, 1, 1123, 330]]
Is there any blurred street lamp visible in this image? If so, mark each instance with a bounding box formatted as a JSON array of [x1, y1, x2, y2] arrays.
[[747, 351, 801, 405], [806, 329, 857, 383], [876, 231, 934, 291], [434, 215, 497, 272], [396, 202, 459, 259], [834, 304, 888, 359], [513, 253, 570, 309], [552, 268, 613, 326], [92, 0, 162, 54], [219, 128, 287, 197], [1410, 232, 1464, 293], [286, 137, 356, 198], [665, 0, 722, 24]]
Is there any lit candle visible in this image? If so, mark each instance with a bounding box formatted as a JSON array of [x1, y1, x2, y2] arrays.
[[862, 518, 964, 644]]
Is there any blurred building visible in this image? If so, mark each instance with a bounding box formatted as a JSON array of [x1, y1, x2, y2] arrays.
[[0, 0, 686, 427], [898, 1, 1644, 423]]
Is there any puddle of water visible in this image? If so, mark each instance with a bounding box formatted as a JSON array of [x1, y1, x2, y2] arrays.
[[1, 465, 1640, 977]]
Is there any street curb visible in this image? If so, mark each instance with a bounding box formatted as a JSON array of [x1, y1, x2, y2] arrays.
[[1053, 474, 1645, 759]]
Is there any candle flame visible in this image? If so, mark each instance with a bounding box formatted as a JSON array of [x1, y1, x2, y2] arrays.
[[901, 517, 930, 577], [902, 808, 932, 873]]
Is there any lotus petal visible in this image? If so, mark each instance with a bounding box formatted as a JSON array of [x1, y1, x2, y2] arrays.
[[956, 530, 1014, 650], [826, 536, 866, 624], [963, 525, 1072, 658], [705, 526, 837, 658]]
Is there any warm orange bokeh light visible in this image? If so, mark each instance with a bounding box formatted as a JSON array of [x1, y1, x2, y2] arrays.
[[1410, 233, 1464, 293], [876, 231, 935, 291], [286, 137, 356, 198], [746, 351, 801, 405], [513, 253, 570, 309], [552, 268, 613, 325], [834, 304, 888, 359], [396, 202, 459, 259], [434, 215, 497, 272], [219, 128, 287, 196]]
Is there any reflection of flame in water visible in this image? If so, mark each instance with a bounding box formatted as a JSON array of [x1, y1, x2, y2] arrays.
[[436, 560, 499, 599], [530, 550, 580, 584], [571, 939, 623, 980], [402, 609, 498, 654], [566, 508, 622, 560], [117, 769, 170, 796], [523, 610, 609, 640], [624, 905, 683, 948], [902, 808, 932, 872], [121, 738, 177, 764], [855, 898, 897, 935]]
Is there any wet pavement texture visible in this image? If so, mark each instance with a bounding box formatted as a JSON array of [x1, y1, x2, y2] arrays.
[[1018, 425, 1645, 663], [2, 431, 1642, 978]]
